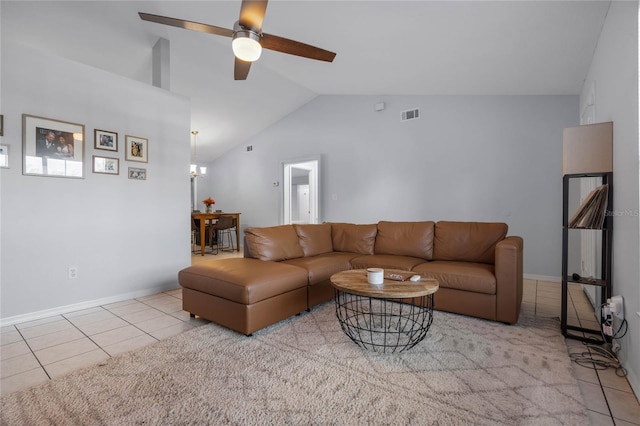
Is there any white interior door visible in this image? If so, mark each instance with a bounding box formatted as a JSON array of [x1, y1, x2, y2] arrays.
[[295, 184, 310, 223]]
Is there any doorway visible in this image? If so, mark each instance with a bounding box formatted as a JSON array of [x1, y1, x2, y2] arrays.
[[282, 158, 319, 224]]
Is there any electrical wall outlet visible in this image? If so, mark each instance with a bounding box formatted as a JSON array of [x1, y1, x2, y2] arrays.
[[68, 266, 78, 279], [608, 295, 624, 320]]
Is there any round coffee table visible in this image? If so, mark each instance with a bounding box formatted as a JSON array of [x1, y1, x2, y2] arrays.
[[330, 269, 439, 353]]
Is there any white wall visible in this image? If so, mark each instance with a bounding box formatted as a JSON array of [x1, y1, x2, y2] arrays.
[[580, 0, 640, 398], [0, 42, 192, 323], [207, 95, 578, 278]]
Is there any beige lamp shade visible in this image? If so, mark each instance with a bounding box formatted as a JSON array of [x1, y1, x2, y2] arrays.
[[562, 122, 613, 175]]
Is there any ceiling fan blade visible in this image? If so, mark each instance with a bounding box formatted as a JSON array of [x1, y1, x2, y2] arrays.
[[238, 0, 268, 32], [234, 58, 252, 80], [261, 33, 336, 62], [139, 12, 234, 38]]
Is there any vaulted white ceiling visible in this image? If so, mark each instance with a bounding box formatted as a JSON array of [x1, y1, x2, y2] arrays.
[[2, 1, 610, 161]]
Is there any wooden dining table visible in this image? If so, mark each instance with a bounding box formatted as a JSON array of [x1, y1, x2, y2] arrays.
[[191, 212, 241, 256]]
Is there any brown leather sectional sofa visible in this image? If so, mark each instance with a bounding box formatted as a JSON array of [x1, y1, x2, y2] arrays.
[[178, 221, 523, 335]]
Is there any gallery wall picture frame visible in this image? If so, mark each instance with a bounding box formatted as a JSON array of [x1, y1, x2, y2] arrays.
[[125, 135, 148, 163], [94, 129, 118, 152], [22, 114, 85, 178], [0, 144, 9, 168], [0, 114, 4, 136], [128, 167, 147, 180], [92, 155, 119, 175]]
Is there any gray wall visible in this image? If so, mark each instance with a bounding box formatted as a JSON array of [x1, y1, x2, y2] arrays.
[[579, 0, 640, 398], [0, 42, 192, 322], [206, 95, 578, 278]]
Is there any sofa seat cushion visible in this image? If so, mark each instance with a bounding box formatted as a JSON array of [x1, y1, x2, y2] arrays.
[[178, 258, 308, 305], [282, 252, 356, 285], [374, 221, 435, 260], [412, 261, 496, 295], [244, 225, 305, 261], [350, 254, 428, 271], [433, 221, 508, 264]]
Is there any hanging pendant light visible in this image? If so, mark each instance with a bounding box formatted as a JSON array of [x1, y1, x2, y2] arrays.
[[190, 130, 207, 177]]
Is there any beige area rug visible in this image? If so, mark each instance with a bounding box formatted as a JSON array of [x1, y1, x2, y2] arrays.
[[1, 302, 588, 425]]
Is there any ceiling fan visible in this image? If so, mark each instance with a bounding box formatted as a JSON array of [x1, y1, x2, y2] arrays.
[[139, 0, 336, 80]]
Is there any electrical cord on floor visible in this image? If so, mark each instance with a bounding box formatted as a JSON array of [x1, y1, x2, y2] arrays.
[[569, 303, 628, 377], [570, 343, 628, 377]]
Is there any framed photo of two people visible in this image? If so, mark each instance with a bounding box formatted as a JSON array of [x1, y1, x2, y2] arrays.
[[22, 114, 84, 178]]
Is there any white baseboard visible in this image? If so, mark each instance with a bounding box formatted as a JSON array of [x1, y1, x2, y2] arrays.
[[524, 274, 561, 283], [0, 284, 180, 327]]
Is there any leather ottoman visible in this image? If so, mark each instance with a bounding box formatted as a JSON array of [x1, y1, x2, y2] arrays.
[[178, 258, 308, 335]]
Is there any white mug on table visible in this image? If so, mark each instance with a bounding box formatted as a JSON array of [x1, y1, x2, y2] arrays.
[[367, 268, 384, 285]]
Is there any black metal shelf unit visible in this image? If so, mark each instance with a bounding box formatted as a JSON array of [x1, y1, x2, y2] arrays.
[[561, 172, 613, 343]]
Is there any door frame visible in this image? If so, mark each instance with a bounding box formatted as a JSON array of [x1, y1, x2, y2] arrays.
[[281, 155, 321, 225]]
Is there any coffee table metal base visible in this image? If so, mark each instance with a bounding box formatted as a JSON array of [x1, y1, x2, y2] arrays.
[[333, 289, 434, 353]]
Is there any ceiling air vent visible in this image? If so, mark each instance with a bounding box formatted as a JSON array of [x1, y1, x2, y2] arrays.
[[401, 108, 420, 121]]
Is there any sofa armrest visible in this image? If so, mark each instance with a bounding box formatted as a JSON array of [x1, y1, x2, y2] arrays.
[[495, 236, 523, 324]]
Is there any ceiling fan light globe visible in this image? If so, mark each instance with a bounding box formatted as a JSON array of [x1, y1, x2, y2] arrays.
[[232, 32, 262, 62]]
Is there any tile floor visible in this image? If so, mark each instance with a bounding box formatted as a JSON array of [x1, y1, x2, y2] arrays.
[[1, 252, 639, 425], [523, 279, 640, 425]]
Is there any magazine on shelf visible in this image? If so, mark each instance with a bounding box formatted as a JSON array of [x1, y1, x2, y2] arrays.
[[568, 184, 609, 229]]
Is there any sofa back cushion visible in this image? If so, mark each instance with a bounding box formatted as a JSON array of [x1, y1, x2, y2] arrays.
[[433, 221, 508, 264], [331, 223, 377, 254], [244, 225, 305, 261], [374, 221, 435, 260], [294, 223, 333, 257]]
